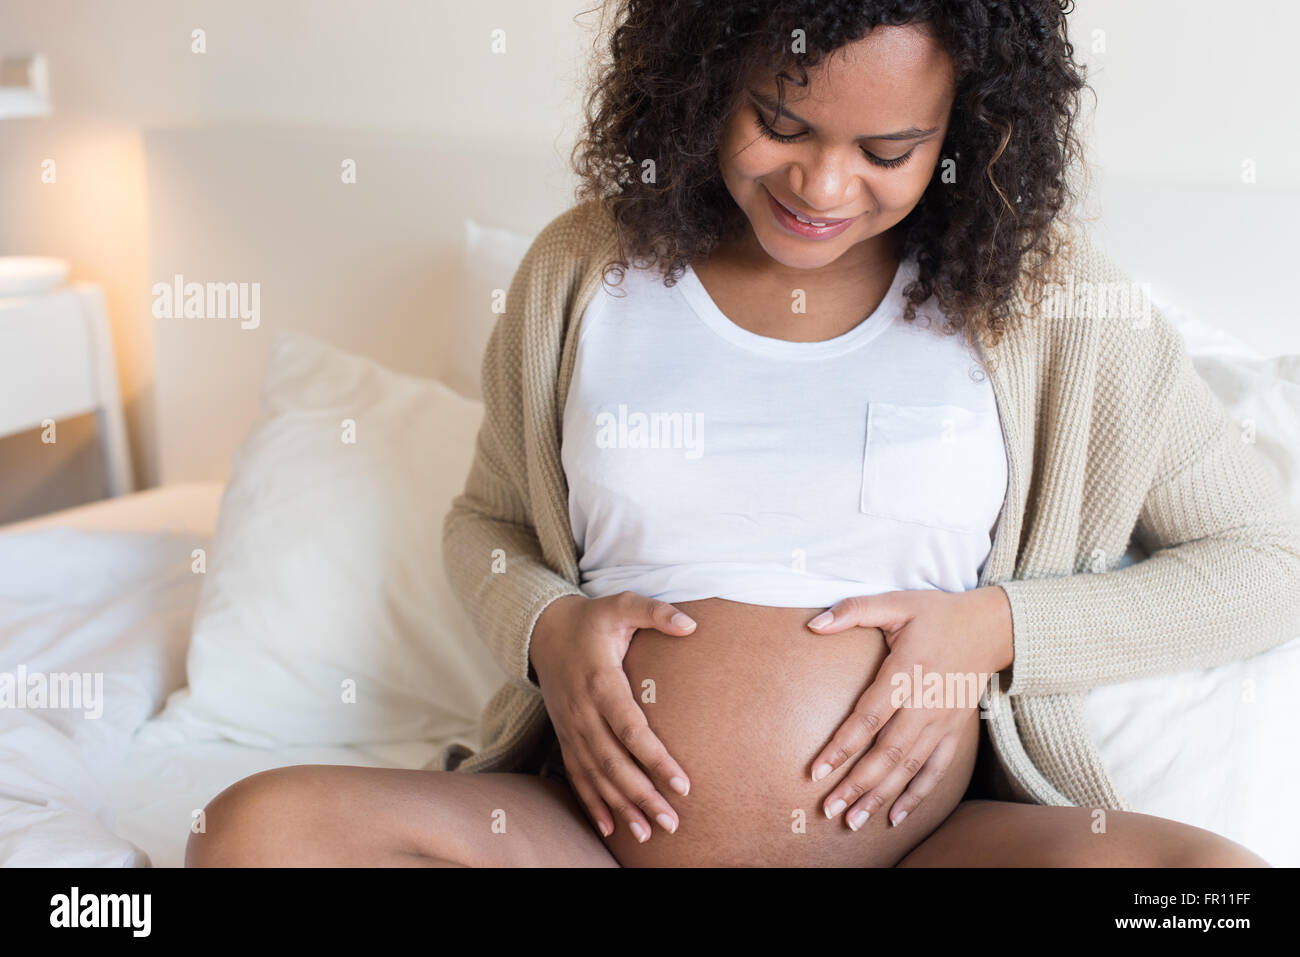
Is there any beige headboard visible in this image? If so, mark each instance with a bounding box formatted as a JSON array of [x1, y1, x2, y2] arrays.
[[144, 124, 575, 484]]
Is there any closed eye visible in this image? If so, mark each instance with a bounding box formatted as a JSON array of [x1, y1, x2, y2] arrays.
[[751, 106, 915, 170]]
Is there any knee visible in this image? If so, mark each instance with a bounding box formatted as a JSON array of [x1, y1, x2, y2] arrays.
[[185, 765, 325, 867], [1162, 831, 1270, 869], [1029, 812, 1269, 869]]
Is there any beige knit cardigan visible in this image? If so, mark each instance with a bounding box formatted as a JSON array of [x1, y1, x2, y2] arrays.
[[440, 198, 1300, 810]]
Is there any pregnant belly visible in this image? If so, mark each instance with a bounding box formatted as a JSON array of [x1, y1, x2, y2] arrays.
[[601, 597, 981, 867]]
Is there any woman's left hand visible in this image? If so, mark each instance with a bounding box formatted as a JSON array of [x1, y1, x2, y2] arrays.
[[806, 586, 1014, 829]]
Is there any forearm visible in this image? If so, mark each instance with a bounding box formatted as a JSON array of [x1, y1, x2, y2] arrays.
[[527, 593, 587, 685], [998, 522, 1300, 697], [442, 493, 585, 691], [974, 584, 1014, 673], [997, 322, 1300, 699]]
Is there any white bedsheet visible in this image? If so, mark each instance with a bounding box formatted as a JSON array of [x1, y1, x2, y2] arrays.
[[0, 527, 202, 866], [0, 489, 451, 867]]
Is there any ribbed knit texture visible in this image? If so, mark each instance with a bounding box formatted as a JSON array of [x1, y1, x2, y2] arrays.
[[440, 198, 1300, 810]]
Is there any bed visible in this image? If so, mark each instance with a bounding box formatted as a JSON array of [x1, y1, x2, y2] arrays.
[[0, 482, 456, 867]]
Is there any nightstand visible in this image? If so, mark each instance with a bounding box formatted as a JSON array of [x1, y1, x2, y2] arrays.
[[0, 282, 136, 497]]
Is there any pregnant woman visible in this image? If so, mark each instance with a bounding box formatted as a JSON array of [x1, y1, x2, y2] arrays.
[[188, 0, 1300, 867]]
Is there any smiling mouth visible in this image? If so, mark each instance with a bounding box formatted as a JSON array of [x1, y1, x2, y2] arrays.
[[766, 188, 856, 226]]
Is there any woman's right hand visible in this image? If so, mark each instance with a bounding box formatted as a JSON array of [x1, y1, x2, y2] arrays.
[[529, 590, 697, 843]]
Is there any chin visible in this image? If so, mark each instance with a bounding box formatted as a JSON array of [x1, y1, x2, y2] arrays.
[[757, 231, 876, 271]]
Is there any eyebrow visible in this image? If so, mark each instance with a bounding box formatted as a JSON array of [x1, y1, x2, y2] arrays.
[[747, 88, 940, 142]]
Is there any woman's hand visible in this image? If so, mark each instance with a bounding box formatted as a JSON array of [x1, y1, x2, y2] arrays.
[[529, 590, 697, 843], [806, 586, 1013, 829]]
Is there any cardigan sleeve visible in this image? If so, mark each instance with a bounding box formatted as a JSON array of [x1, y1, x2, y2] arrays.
[[998, 319, 1300, 698], [441, 243, 586, 695]]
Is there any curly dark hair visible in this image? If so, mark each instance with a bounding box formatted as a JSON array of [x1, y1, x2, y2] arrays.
[[570, 0, 1093, 347]]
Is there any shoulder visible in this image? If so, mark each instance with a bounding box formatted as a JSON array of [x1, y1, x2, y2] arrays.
[[1009, 224, 1189, 394], [515, 198, 619, 285], [490, 200, 621, 362]]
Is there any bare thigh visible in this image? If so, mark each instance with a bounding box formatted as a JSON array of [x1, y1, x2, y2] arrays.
[[897, 799, 1271, 867], [185, 764, 618, 867]]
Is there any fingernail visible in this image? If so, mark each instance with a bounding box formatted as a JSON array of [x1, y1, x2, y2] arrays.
[[890, 809, 908, 827], [808, 611, 833, 628], [847, 809, 869, 831], [630, 821, 649, 843], [670, 776, 690, 796], [812, 762, 833, 782], [656, 813, 677, 834], [825, 798, 846, 819], [598, 820, 612, 838]]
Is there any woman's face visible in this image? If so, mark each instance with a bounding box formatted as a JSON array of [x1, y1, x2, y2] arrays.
[[717, 24, 957, 272]]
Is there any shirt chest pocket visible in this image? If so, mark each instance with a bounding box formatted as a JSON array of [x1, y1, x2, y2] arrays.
[[860, 401, 1008, 535]]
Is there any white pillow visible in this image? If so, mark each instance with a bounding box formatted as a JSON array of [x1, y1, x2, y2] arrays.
[[443, 218, 533, 401], [154, 329, 503, 748]]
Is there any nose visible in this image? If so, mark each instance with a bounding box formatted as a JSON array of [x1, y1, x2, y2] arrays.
[[786, 144, 862, 214]]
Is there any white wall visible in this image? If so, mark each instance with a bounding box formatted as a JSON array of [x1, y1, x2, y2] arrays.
[[0, 0, 605, 520], [1070, 0, 1300, 188], [0, 0, 1297, 519], [0, 0, 604, 140], [1066, 0, 1300, 366]]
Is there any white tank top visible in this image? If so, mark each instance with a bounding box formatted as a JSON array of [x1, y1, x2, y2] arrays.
[[560, 254, 1009, 607]]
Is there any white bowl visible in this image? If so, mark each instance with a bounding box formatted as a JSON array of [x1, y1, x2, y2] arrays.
[[0, 256, 70, 297]]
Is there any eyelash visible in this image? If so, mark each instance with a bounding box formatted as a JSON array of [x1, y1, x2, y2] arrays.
[[752, 107, 915, 169]]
